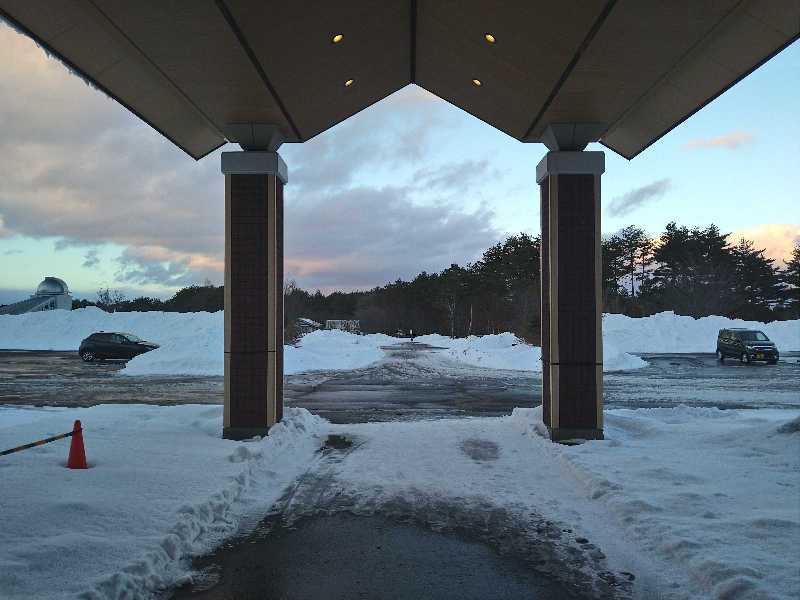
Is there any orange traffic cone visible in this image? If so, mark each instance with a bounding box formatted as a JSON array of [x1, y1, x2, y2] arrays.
[[67, 420, 87, 469]]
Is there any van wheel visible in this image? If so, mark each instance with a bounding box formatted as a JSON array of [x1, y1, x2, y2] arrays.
[[716, 349, 724, 361], [80, 350, 94, 362], [740, 353, 750, 364]]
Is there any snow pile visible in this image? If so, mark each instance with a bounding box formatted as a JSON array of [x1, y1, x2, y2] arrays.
[[416, 331, 537, 370], [283, 328, 395, 374], [414, 331, 645, 372], [0, 404, 325, 600], [603, 339, 648, 371], [604, 311, 800, 353], [511, 405, 800, 600], [1, 308, 797, 377], [0, 306, 223, 354]]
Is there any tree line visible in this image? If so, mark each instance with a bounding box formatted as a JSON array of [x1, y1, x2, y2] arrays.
[[78, 222, 800, 342], [285, 224, 798, 341], [73, 283, 224, 313], [601, 223, 798, 323]]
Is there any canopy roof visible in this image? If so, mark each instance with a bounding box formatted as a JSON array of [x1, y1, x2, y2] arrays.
[[2, 1, 797, 159]]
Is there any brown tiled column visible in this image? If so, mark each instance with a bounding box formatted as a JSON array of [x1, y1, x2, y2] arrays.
[[537, 151, 605, 442], [221, 151, 287, 440]]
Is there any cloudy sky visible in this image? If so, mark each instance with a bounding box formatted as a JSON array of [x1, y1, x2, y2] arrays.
[[1, 22, 798, 304]]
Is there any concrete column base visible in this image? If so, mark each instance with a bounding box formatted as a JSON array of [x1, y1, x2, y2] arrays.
[[222, 426, 270, 441], [548, 427, 604, 444]]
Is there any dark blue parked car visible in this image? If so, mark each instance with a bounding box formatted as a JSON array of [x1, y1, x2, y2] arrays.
[[716, 328, 778, 364], [79, 331, 159, 361]]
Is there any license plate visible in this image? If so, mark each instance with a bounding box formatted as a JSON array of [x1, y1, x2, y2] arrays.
[[757, 354, 764, 359]]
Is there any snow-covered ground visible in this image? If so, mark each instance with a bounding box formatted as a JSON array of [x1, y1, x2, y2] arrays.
[[1, 404, 797, 599], [1, 307, 796, 376], [0, 405, 325, 599], [1, 309, 798, 598]]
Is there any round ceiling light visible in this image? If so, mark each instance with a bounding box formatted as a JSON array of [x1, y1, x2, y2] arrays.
[[485, 33, 496, 43], [472, 79, 482, 87], [332, 34, 343, 43], [344, 79, 354, 87]]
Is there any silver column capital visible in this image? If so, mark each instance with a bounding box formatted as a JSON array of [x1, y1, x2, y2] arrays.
[[221, 151, 288, 184], [536, 151, 605, 184]]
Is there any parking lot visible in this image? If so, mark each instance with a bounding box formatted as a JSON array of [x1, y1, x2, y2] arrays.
[[1, 347, 797, 418], [0, 350, 222, 407]]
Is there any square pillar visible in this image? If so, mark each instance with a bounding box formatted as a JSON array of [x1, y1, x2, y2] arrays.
[[537, 151, 605, 442], [221, 151, 287, 440]]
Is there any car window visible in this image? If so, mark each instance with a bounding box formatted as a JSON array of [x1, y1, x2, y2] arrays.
[[111, 334, 125, 344], [739, 331, 769, 342], [123, 334, 141, 343]]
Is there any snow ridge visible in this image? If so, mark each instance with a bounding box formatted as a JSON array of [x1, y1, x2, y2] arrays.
[[511, 406, 800, 600], [0, 406, 325, 600]]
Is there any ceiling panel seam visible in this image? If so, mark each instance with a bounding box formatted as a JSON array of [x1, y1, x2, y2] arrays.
[[610, 28, 800, 160], [522, 0, 618, 141], [85, 0, 225, 139], [601, 0, 746, 154], [0, 7, 221, 160], [214, 0, 303, 141], [410, 0, 417, 82]]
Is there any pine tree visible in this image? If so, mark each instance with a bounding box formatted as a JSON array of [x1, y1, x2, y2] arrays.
[[780, 242, 800, 317], [601, 234, 628, 311], [616, 225, 651, 297], [729, 238, 781, 321], [649, 223, 735, 317]]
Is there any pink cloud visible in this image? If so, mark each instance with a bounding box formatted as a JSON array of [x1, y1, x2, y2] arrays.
[[727, 224, 800, 266], [681, 131, 755, 150]]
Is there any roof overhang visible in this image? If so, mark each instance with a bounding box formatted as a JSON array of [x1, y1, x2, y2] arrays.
[[2, 0, 797, 160]]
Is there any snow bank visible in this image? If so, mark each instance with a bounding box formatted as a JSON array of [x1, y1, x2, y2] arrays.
[[283, 328, 395, 374], [416, 331, 537, 370], [1, 308, 796, 377], [604, 311, 800, 353], [415, 332, 646, 372], [0, 404, 324, 600], [0, 306, 223, 354], [511, 405, 800, 600]]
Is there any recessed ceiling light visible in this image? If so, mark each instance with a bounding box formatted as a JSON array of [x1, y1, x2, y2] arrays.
[[472, 79, 482, 86], [332, 34, 343, 43], [344, 79, 354, 87], [485, 33, 496, 43]]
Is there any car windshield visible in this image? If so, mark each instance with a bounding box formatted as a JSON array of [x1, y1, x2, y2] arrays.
[[123, 334, 142, 343], [739, 331, 768, 342]]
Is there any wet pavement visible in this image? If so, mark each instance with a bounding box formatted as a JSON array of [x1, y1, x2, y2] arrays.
[[605, 351, 800, 410], [285, 342, 543, 422], [169, 434, 630, 600], [0, 350, 223, 407], [1, 345, 798, 416], [171, 513, 583, 600]]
